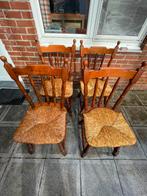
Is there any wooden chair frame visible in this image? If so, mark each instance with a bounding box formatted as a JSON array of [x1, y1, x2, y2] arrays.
[[80, 61, 146, 157], [80, 40, 120, 70], [0, 56, 70, 156], [79, 40, 120, 110], [36, 39, 76, 112], [36, 39, 76, 74]]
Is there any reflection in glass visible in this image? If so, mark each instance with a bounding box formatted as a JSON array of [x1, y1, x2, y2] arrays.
[[98, 0, 147, 36], [39, 0, 90, 34]]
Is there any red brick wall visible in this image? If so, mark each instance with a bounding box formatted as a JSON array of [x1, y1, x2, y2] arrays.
[[0, 0, 40, 67], [0, 0, 147, 90]]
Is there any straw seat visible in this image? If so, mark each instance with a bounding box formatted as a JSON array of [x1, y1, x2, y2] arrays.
[[40, 78, 73, 98], [83, 107, 136, 147], [14, 103, 66, 144], [80, 79, 112, 97]]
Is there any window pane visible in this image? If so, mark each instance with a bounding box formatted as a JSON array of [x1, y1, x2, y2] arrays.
[[39, 0, 90, 34], [98, 0, 147, 36]]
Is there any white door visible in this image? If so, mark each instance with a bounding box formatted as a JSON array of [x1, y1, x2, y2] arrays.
[[0, 39, 13, 81]]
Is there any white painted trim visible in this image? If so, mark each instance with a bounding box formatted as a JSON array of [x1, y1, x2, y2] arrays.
[[0, 39, 13, 81], [30, 0, 147, 51], [138, 18, 147, 43]]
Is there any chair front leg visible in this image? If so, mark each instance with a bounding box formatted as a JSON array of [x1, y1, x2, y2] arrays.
[[58, 139, 67, 156], [81, 125, 90, 157], [27, 143, 35, 154], [81, 144, 90, 157], [112, 147, 120, 156]]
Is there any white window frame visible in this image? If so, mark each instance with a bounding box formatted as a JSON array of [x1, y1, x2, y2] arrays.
[[30, 0, 147, 51]]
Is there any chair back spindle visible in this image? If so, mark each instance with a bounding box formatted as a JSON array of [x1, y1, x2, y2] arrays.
[[0, 56, 69, 109], [80, 40, 120, 70], [36, 39, 76, 78], [83, 61, 146, 111]]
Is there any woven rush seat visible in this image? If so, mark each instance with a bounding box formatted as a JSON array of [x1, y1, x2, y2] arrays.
[[14, 103, 67, 144], [83, 107, 136, 147], [39, 78, 73, 97], [80, 79, 112, 97]]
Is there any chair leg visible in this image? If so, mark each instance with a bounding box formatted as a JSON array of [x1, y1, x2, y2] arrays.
[[81, 125, 90, 157], [112, 147, 120, 156], [66, 97, 72, 114], [78, 92, 84, 112], [27, 144, 35, 154], [104, 96, 107, 106], [81, 144, 90, 157], [58, 140, 67, 156]]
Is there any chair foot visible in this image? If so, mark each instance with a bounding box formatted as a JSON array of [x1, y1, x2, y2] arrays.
[[27, 144, 35, 154], [81, 144, 90, 158], [112, 147, 120, 156], [58, 141, 67, 156]]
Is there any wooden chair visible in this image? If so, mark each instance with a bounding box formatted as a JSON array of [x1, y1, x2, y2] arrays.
[[0, 56, 70, 156], [36, 39, 76, 111], [80, 61, 146, 157], [79, 41, 120, 106]]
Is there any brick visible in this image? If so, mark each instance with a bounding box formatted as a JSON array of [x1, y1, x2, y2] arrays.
[[114, 54, 125, 59], [0, 10, 4, 18], [26, 47, 37, 52], [29, 57, 40, 61], [9, 51, 21, 56], [12, 47, 26, 52], [0, 27, 11, 33], [3, 40, 17, 46], [0, 19, 16, 27], [4, 11, 22, 18], [15, 56, 29, 61], [22, 35, 36, 40], [0, 1, 10, 9], [11, 27, 26, 34], [21, 11, 32, 19], [16, 41, 31, 46], [27, 27, 36, 34], [31, 41, 37, 46], [16, 20, 34, 27], [10, 2, 30, 10], [125, 55, 140, 60], [13, 61, 26, 66], [21, 52, 35, 56], [6, 34, 22, 40], [0, 33, 7, 39], [5, 46, 12, 51]]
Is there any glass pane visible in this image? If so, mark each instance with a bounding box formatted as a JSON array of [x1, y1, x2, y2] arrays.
[[98, 0, 147, 36], [39, 0, 90, 34]]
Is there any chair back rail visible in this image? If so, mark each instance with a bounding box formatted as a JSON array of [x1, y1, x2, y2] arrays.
[[36, 39, 76, 74], [0, 56, 69, 109], [83, 60, 146, 111], [80, 40, 120, 70]]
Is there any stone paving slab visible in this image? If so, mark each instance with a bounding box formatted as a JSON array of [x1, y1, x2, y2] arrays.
[[0, 126, 16, 157], [12, 143, 48, 159], [0, 158, 44, 196], [135, 91, 147, 105], [116, 160, 147, 196], [123, 106, 147, 126], [0, 105, 11, 121], [0, 158, 9, 181], [134, 127, 147, 157], [39, 159, 80, 196], [114, 140, 146, 160], [81, 160, 123, 196], [3, 105, 28, 122]]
